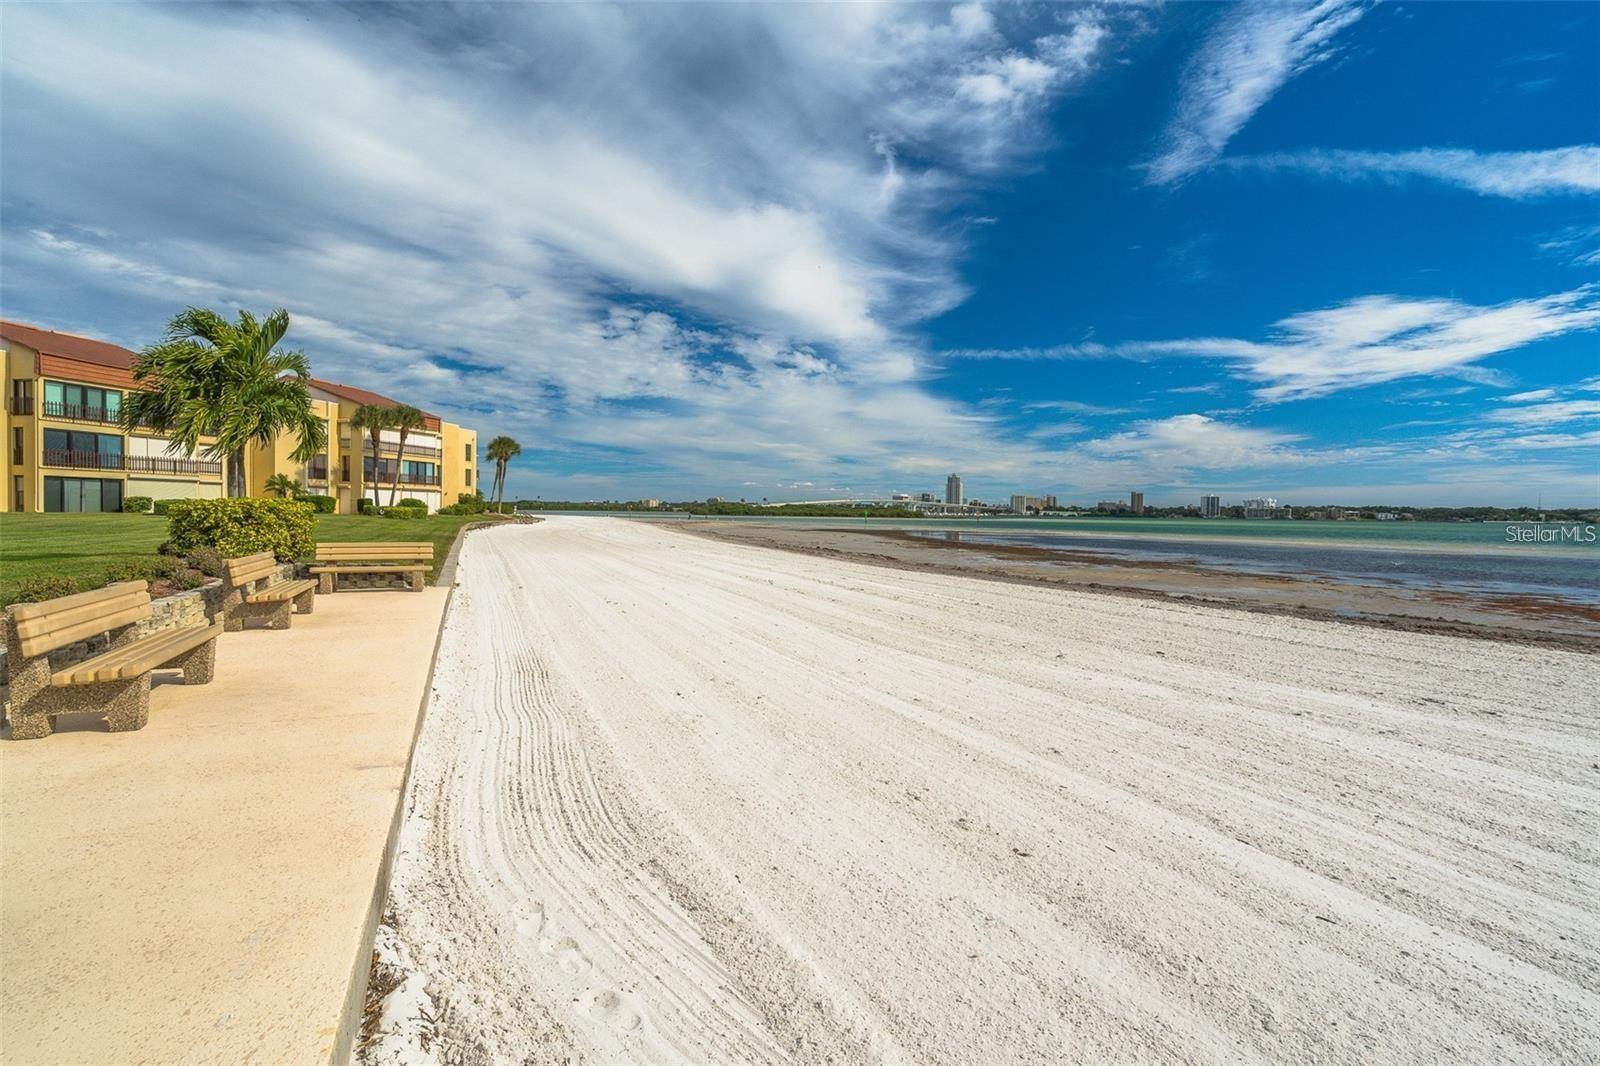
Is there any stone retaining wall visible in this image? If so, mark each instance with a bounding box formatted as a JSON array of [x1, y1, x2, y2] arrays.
[[1, 563, 297, 685]]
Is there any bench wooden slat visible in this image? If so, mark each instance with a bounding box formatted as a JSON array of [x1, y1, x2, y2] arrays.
[[245, 579, 318, 604], [13, 582, 152, 658], [52, 622, 222, 686], [9, 580, 146, 622], [314, 542, 433, 561], [309, 565, 428, 574], [224, 552, 279, 586]]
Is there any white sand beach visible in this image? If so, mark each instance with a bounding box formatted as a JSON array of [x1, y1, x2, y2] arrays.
[[364, 517, 1599, 1064]]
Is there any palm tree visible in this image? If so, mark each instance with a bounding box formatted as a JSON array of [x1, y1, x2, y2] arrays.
[[486, 435, 521, 512], [349, 404, 393, 508], [123, 307, 327, 498], [386, 404, 427, 506], [265, 473, 303, 498]]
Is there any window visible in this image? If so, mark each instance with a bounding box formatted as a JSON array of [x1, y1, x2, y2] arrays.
[[11, 427, 21, 465], [340, 454, 350, 481], [13, 475, 23, 511], [43, 476, 123, 513], [43, 429, 124, 468], [43, 381, 121, 422], [465, 442, 473, 462], [9, 378, 33, 414], [466, 467, 472, 486]]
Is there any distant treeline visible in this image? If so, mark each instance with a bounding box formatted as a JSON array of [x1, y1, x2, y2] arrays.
[[516, 500, 1597, 522], [514, 500, 924, 518]]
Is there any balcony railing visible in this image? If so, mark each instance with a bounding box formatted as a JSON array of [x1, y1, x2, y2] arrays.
[[128, 454, 222, 477], [8, 396, 33, 415], [43, 449, 222, 476], [370, 443, 444, 461], [366, 467, 442, 487], [41, 399, 120, 424], [42, 448, 124, 471]]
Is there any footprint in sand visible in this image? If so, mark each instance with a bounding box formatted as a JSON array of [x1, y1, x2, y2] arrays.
[[583, 989, 643, 1032], [539, 935, 592, 975], [513, 901, 546, 939]]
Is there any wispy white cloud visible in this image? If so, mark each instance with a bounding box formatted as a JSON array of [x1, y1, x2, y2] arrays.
[[947, 287, 1600, 403], [1224, 145, 1600, 198], [1146, 0, 1368, 184]]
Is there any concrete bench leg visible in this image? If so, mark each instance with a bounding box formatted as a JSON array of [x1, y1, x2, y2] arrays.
[[265, 601, 293, 630], [318, 572, 336, 595], [294, 586, 315, 615], [409, 571, 425, 591], [163, 637, 217, 685], [102, 676, 153, 732], [4, 637, 56, 739], [221, 587, 246, 632]]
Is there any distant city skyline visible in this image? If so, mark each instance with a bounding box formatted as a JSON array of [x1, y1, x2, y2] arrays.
[[2, 3, 1596, 505]]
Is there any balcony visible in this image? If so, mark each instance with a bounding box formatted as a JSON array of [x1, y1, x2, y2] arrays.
[[43, 449, 222, 476], [41, 400, 122, 424], [8, 396, 33, 415], [370, 443, 444, 462], [128, 454, 223, 477], [306, 461, 330, 484]]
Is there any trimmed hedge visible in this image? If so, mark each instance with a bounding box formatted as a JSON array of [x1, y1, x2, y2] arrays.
[[357, 498, 377, 515], [378, 506, 423, 519], [302, 494, 338, 514], [397, 497, 427, 508], [152, 499, 175, 516], [14, 574, 80, 603], [165, 498, 316, 560], [123, 496, 155, 514]]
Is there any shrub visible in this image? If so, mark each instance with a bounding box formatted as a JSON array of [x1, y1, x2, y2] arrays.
[[103, 560, 156, 584], [185, 546, 226, 577], [152, 499, 175, 516], [166, 498, 316, 560], [396, 498, 427, 509], [302, 494, 337, 514], [379, 506, 422, 519], [15, 574, 81, 603], [453, 492, 487, 514], [357, 498, 377, 515], [148, 555, 186, 580], [123, 496, 155, 514], [172, 567, 207, 591]]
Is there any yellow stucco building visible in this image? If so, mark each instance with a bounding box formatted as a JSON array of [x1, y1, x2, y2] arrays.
[[2, 321, 478, 514]]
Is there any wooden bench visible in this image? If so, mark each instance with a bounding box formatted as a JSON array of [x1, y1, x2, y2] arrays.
[[4, 581, 221, 740], [221, 552, 317, 630], [309, 542, 433, 593]]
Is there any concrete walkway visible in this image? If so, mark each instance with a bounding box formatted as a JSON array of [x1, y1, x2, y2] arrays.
[[1, 585, 450, 1065]]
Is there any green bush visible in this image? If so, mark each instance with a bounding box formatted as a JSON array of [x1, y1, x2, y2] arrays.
[[123, 496, 155, 514], [357, 497, 377, 515], [395, 498, 426, 509], [103, 560, 156, 584], [452, 492, 488, 514], [152, 499, 175, 516], [15, 574, 81, 603], [148, 555, 186, 580], [165, 498, 315, 560], [172, 567, 207, 591], [301, 494, 337, 514], [185, 546, 226, 578], [378, 505, 422, 519]]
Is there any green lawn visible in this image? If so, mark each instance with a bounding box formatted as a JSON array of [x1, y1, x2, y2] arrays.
[[0, 511, 498, 605]]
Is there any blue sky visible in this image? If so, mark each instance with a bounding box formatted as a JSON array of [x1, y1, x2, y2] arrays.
[[2, 2, 1597, 505]]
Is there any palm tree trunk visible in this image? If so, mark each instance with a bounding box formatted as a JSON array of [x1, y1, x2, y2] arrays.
[[389, 431, 407, 506], [229, 446, 247, 498], [496, 460, 506, 511], [367, 431, 383, 506]]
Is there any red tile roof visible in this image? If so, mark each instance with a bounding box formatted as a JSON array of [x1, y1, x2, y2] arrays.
[[0, 320, 137, 368], [307, 378, 441, 430]]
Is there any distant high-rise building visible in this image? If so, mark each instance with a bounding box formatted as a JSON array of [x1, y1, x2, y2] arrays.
[[1201, 494, 1222, 518], [1041, 495, 1058, 510], [946, 473, 963, 505], [1242, 496, 1281, 519], [1130, 491, 1145, 515]]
